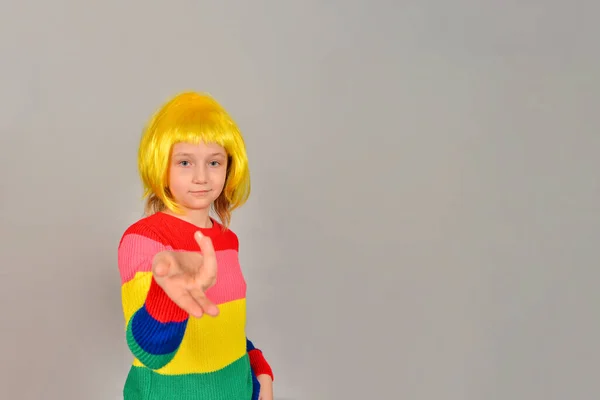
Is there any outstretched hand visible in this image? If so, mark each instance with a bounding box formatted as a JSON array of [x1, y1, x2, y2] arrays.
[[152, 231, 219, 318]]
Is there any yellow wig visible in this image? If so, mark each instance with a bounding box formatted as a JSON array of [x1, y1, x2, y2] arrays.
[[137, 91, 250, 228]]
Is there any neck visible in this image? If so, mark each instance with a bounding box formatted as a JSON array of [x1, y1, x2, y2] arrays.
[[164, 208, 213, 228]]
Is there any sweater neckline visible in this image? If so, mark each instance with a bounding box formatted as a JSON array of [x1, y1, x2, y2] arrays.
[[156, 211, 222, 237]]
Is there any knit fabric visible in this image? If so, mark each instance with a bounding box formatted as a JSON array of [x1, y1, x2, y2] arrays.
[[118, 212, 273, 400]]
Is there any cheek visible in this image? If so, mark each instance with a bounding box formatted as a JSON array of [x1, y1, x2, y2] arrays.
[[213, 169, 228, 187], [168, 170, 186, 191]]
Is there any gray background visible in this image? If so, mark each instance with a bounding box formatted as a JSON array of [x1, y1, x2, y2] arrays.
[[1, 1, 598, 399]]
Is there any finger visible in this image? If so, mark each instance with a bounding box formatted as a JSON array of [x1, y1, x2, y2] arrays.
[[194, 232, 218, 286], [194, 232, 218, 281], [153, 264, 168, 277], [188, 286, 220, 317], [172, 291, 205, 319], [194, 231, 216, 261], [152, 253, 171, 277]]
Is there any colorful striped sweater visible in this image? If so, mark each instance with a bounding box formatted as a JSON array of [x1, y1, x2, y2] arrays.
[[117, 212, 273, 400]]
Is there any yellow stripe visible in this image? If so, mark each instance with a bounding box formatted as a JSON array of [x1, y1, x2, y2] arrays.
[[122, 272, 247, 375], [121, 272, 152, 324]]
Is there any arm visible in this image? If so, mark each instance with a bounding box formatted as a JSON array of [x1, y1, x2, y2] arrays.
[[119, 229, 189, 370], [246, 338, 274, 381]]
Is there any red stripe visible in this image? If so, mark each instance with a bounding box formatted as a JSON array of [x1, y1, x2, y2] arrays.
[[150, 212, 240, 252], [145, 277, 188, 323]]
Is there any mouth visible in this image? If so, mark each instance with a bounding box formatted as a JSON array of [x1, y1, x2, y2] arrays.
[[189, 190, 211, 196]]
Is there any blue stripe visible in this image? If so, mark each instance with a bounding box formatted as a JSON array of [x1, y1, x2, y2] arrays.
[[130, 305, 188, 355], [251, 370, 261, 400], [247, 338, 261, 399], [246, 338, 260, 400]]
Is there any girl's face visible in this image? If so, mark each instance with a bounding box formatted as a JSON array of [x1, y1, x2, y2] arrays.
[[168, 141, 228, 213]]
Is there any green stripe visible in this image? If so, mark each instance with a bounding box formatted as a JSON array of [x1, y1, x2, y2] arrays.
[[124, 353, 253, 400], [125, 323, 177, 370]]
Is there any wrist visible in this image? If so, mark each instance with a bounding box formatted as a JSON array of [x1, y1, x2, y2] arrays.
[[257, 373, 273, 385]]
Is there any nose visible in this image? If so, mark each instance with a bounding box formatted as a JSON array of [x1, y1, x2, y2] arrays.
[[192, 165, 208, 183]]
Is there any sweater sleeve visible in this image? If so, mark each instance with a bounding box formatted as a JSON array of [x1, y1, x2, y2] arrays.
[[118, 227, 189, 370], [246, 338, 274, 381]]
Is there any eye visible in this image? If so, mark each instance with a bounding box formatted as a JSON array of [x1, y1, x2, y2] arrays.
[[178, 160, 191, 167], [209, 160, 221, 167]]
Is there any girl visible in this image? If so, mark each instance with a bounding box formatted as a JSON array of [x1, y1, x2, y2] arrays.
[[117, 91, 274, 400]]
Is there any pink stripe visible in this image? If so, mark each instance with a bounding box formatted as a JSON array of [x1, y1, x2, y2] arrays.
[[118, 234, 173, 284], [118, 235, 246, 304], [207, 249, 247, 305]]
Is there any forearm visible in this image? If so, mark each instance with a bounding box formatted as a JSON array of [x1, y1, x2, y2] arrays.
[[125, 277, 189, 370], [119, 228, 190, 370]]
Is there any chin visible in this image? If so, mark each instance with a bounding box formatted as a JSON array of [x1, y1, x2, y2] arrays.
[[183, 200, 213, 210]]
